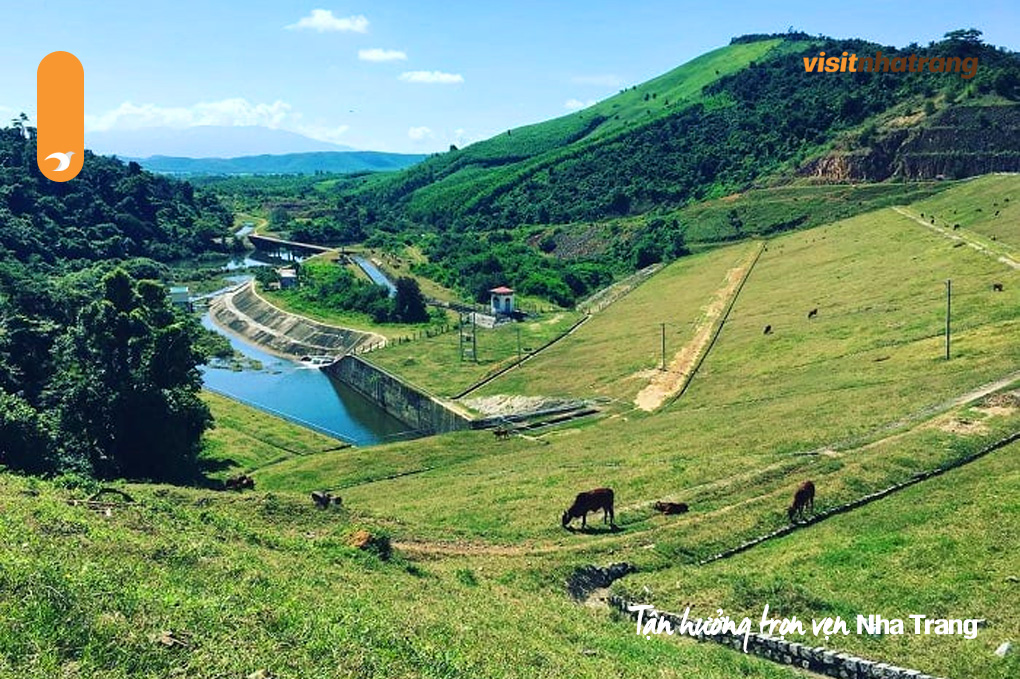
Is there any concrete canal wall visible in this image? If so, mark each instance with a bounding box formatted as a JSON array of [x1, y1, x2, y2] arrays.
[[323, 356, 471, 435]]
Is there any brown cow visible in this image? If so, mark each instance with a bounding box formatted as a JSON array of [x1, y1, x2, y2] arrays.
[[493, 427, 512, 441], [654, 501, 689, 515], [787, 480, 815, 523], [562, 488, 615, 529], [224, 474, 255, 491], [311, 491, 342, 509]]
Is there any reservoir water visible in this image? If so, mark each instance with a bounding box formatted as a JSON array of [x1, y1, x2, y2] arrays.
[[200, 315, 412, 446]]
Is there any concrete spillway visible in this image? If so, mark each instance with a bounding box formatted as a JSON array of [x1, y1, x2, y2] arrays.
[[208, 282, 385, 359]]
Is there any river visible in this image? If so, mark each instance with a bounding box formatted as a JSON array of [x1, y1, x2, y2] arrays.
[[200, 315, 413, 446]]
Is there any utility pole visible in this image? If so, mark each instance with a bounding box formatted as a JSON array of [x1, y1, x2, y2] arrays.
[[945, 279, 951, 361], [472, 311, 478, 363], [661, 323, 667, 371]]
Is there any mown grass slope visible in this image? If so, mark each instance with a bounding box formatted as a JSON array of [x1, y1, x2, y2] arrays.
[[475, 241, 759, 404], [0, 473, 805, 679], [617, 436, 1020, 679], [261, 188, 1019, 551], [909, 173, 1020, 254]]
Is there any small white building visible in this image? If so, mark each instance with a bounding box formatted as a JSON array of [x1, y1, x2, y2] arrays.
[[278, 268, 298, 290], [489, 286, 515, 316], [168, 286, 190, 310]]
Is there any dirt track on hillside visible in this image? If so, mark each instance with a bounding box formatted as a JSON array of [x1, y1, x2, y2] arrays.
[[892, 206, 1020, 270], [633, 248, 759, 412]]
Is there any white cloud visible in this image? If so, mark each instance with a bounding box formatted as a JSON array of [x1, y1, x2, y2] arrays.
[[399, 70, 464, 85], [83, 98, 351, 145], [286, 10, 368, 33], [408, 126, 433, 140], [572, 74, 623, 87], [295, 123, 351, 144], [359, 48, 407, 62], [85, 98, 293, 132], [564, 98, 596, 111]]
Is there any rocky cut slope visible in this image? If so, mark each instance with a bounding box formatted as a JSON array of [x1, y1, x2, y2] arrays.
[[802, 104, 1020, 182]]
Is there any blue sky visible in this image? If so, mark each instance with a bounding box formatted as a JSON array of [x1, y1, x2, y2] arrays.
[[1, 1, 1018, 154]]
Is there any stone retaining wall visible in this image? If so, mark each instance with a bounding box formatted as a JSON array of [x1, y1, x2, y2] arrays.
[[609, 596, 947, 679]]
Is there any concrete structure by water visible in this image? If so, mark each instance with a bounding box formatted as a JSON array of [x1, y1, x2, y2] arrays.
[[209, 281, 384, 359], [323, 356, 471, 435]]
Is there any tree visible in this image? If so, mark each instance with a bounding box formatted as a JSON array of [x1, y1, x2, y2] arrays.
[[55, 269, 211, 480], [944, 28, 983, 44], [392, 277, 429, 323]]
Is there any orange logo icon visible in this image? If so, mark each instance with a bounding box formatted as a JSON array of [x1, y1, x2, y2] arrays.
[[37, 51, 84, 182]]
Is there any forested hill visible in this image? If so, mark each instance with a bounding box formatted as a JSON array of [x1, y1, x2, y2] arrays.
[[132, 150, 427, 176], [328, 30, 1020, 234], [0, 122, 233, 265]]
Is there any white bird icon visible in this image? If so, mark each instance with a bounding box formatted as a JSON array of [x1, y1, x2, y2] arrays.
[[46, 151, 74, 172]]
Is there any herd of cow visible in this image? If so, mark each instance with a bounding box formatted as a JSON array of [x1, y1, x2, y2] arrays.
[[561, 480, 816, 530]]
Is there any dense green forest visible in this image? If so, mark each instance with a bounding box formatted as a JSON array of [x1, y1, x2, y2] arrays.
[[0, 123, 233, 480], [1, 121, 233, 263], [261, 259, 431, 324]]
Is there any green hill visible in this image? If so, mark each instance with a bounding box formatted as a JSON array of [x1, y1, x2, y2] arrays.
[[270, 31, 1020, 308], [133, 150, 427, 176]]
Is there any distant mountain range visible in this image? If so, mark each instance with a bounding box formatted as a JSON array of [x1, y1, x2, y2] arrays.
[[130, 151, 428, 176], [85, 125, 356, 159]]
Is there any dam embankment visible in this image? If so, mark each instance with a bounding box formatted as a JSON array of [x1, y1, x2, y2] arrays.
[[208, 281, 385, 359]]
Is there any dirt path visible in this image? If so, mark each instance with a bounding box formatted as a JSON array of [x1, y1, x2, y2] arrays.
[[634, 245, 762, 411], [892, 206, 1020, 270]]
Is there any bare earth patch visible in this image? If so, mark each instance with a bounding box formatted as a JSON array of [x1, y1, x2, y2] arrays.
[[633, 247, 759, 411], [938, 418, 989, 436], [464, 394, 586, 417]]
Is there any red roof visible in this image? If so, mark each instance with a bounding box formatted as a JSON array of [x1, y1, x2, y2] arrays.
[[489, 286, 514, 294]]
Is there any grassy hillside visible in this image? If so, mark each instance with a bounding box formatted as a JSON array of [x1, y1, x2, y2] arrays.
[[617, 436, 1020, 679], [0, 472, 807, 679], [6, 176, 1018, 675], [259, 183, 1019, 549], [910, 173, 1020, 253], [475, 241, 760, 404]]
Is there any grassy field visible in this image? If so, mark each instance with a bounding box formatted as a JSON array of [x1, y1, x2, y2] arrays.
[[909, 174, 1020, 254], [0, 475, 809, 679], [474, 241, 759, 404], [5, 177, 1019, 678], [366, 310, 584, 399], [617, 435, 1020, 679], [199, 391, 344, 479], [259, 190, 1020, 549]]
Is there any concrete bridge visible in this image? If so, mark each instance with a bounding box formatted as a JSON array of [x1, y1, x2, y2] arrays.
[[247, 233, 333, 258]]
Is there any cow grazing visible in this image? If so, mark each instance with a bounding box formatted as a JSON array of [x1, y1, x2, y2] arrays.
[[493, 427, 512, 441], [787, 480, 815, 523], [225, 474, 255, 491], [993, 282, 1004, 292], [953, 224, 960, 230], [562, 488, 615, 529], [763, 324, 773, 335], [807, 308, 818, 319], [654, 501, 689, 515], [311, 491, 342, 509]]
